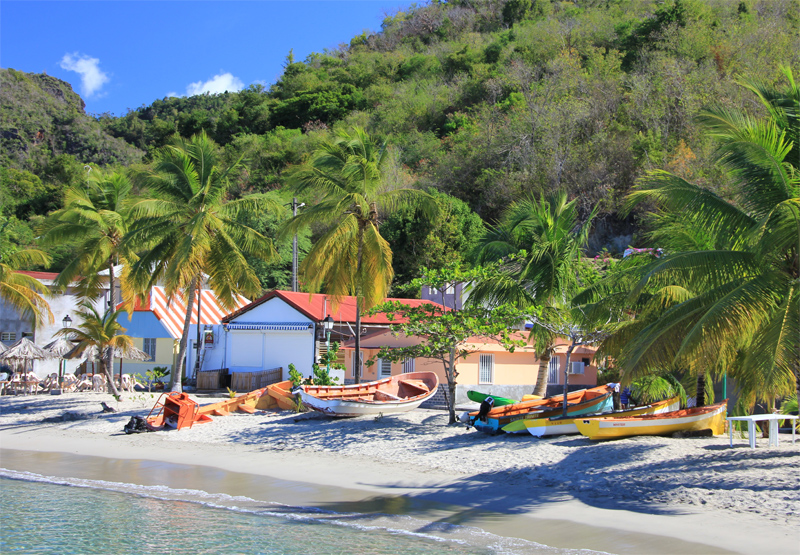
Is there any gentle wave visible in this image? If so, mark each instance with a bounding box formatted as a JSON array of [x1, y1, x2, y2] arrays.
[[0, 468, 606, 555]]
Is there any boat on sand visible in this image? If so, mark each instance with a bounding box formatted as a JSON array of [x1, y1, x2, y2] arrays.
[[575, 401, 727, 440], [502, 396, 681, 436], [297, 371, 439, 417], [466, 390, 542, 406], [469, 384, 615, 434]]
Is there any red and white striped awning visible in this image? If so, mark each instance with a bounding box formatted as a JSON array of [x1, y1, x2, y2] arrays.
[[149, 287, 249, 339]]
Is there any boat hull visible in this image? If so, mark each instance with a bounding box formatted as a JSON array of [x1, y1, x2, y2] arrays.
[[298, 372, 439, 417], [575, 401, 727, 440], [472, 386, 615, 434], [506, 397, 681, 437], [467, 390, 517, 406]]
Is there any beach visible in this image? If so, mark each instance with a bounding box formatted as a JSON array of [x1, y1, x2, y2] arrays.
[[1, 392, 798, 555]]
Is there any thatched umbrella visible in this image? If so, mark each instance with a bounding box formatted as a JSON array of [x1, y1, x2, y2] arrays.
[[112, 344, 151, 385], [0, 337, 54, 393], [44, 337, 75, 386], [0, 341, 8, 354], [67, 343, 150, 385]]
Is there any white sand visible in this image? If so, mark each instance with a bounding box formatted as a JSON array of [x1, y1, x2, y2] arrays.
[[1, 392, 798, 554]]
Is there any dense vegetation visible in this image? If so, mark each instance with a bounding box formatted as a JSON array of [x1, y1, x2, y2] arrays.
[[2, 0, 798, 296]]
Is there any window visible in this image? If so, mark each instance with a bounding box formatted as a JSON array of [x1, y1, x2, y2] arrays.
[[1, 332, 16, 342], [479, 354, 494, 384], [378, 358, 392, 377], [570, 361, 585, 375], [582, 358, 591, 366], [402, 358, 415, 374], [352, 350, 364, 377], [143, 338, 157, 359], [548, 357, 560, 384]]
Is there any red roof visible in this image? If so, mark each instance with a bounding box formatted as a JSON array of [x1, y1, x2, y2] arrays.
[[17, 271, 59, 280], [222, 290, 442, 325]]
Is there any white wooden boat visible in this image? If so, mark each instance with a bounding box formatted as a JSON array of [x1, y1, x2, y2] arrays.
[[503, 396, 681, 436], [297, 372, 439, 417], [575, 401, 727, 440]]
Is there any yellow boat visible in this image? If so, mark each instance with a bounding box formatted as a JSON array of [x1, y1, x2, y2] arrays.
[[501, 396, 681, 436], [575, 401, 727, 440]]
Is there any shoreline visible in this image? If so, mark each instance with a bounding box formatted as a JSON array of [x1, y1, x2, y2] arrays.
[[1, 393, 798, 554]]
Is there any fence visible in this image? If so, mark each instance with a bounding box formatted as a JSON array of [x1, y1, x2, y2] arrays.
[[230, 367, 283, 392], [196, 369, 228, 391]]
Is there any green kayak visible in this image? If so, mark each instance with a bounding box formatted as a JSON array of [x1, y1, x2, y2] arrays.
[[467, 390, 518, 407]]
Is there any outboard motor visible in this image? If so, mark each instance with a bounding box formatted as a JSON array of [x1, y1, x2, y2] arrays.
[[475, 396, 495, 423]]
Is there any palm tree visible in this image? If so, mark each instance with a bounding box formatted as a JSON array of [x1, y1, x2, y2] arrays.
[[470, 191, 597, 396], [126, 131, 281, 392], [284, 127, 435, 383], [40, 168, 136, 383], [605, 67, 799, 409], [56, 302, 134, 397], [0, 249, 53, 327]]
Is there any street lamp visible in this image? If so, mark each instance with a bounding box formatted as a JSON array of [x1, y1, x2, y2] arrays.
[[323, 315, 334, 373], [62, 315, 72, 328]]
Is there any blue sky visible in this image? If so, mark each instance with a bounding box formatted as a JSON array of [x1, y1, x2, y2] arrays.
[[1, 1, 407, 116]]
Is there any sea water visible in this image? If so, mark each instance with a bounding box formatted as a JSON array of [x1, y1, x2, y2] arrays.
[[0, 467, 590, 555]]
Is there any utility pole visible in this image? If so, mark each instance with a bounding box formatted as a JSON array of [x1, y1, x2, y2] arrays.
[[289, 197, 305, 292]]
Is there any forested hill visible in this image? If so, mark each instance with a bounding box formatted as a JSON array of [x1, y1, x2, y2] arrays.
[[0, 68, 143, 175], [2, 0, 798, 282]]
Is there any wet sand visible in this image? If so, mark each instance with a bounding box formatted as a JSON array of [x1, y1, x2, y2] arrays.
[[1, 392, 798, 554]]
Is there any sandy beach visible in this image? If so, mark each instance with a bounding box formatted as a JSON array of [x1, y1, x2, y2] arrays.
[[1, 392, 798, 555]]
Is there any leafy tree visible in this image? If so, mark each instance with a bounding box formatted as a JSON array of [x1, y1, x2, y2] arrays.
[[284, 127, 436, 383], [599, 67, 800, 410], [126, 132, 281, 392], [0, 248, 53, 327], [371, 266, 527, 423], [56, 303, 134, 398], [381, 189, 485, 297], [527, 305, 611, 416], [470, 191, 597, 396]]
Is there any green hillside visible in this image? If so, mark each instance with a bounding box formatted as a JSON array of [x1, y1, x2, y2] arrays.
[[2, 0, 798, 288]]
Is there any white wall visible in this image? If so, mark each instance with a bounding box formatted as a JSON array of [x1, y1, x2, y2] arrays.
[[224, 297, 316, 379], [31, 292, 106, 378]]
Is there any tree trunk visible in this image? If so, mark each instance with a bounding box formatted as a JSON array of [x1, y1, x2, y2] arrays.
[[562, 342, 576, 417], [447, 346, 457, 424], [695, 372, 706, 408], [354, 223, 366, 384], [172, 277, 199, 393], [100, 351, 120, 398], [104, 257, 120, 398], [533, 347, 552, 397]]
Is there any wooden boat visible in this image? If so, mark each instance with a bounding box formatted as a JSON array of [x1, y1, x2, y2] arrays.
[[297, 371, 439, 417], [575, 401, 728, 440], [502, 396, 681, 436], [469, 385, 615, 434]]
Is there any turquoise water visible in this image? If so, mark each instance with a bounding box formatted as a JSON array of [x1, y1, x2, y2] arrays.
[[0, 469, 573, 555]]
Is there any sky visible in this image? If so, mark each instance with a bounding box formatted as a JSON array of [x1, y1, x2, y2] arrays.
[[1, 1, 409, 116]]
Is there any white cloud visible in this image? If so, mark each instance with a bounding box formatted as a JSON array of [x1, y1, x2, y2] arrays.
[[184, 72, 244, 96], [60, 53, 109, 97]]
